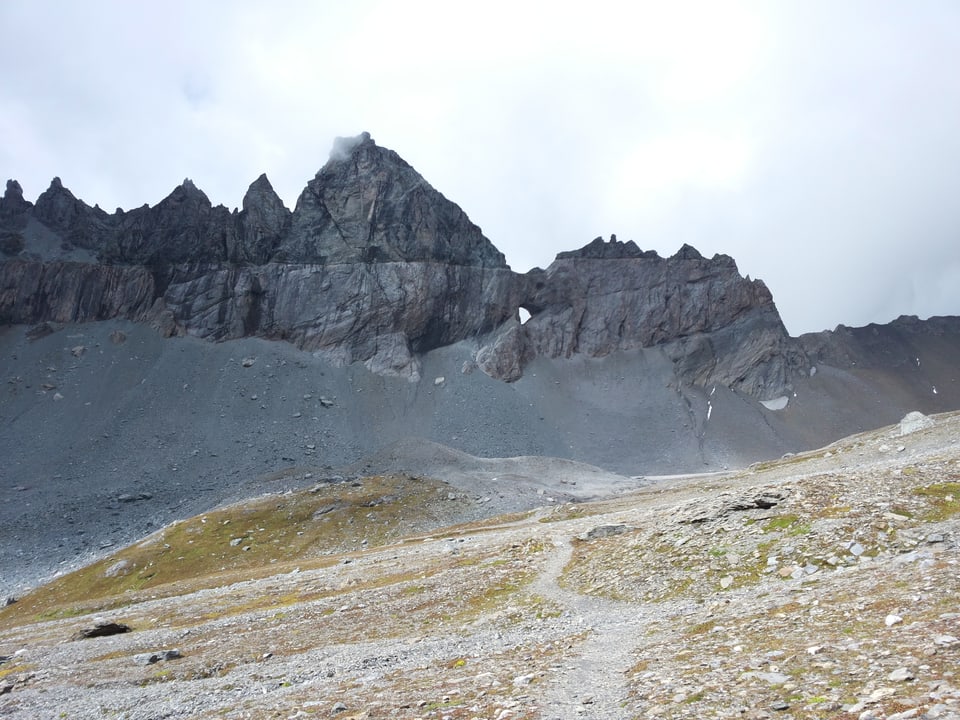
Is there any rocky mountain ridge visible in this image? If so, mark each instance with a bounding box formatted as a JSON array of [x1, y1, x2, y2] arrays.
[[1, 133, 959, 599], [2, 132, 809, 395]]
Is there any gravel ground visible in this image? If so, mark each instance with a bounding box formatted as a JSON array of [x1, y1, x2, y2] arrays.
[[0, 412, 957, 719]]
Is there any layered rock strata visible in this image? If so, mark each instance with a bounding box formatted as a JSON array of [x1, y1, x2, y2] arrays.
[[2, 133, 807, 395]]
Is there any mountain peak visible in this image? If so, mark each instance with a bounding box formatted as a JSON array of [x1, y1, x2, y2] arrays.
[[284, 133, 506, 267], [328, 131, 374, 163], [4, 179, 24, 202]]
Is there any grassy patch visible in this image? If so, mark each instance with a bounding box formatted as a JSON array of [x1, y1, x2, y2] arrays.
[[0, 662, 36, 680], [685, 620, 717, 636], [762, 514, 800, 532], [913, 481, 960, 520], [0, 475, 458, 628]]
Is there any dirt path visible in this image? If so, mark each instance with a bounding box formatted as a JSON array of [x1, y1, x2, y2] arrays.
[[532, 536, 647, 718]]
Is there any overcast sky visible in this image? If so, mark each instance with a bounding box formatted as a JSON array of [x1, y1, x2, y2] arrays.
[[2, 1, 959, 335]]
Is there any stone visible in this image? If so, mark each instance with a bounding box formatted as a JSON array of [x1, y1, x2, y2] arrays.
[[885, 614, 903, 627], [104, 559, 132, 578], [73, 621, 131, 640], [847, 542, 865, 557], [742, 671, 791, 685], [25, 323, 55, 341], [899, 411, 934, 436], [888, 667, 914, 682], [134, 649, 182, 666], [580, 524, 631, 540], [118, 492, 152, 503]]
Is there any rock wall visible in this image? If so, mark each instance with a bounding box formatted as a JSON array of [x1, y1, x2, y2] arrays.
[[1, 133, 816, 397]]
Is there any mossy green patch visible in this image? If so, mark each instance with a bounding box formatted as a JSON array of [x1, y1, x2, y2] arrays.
[[763, 514, 800, 532], [0, 475, 456, 628], [913, 481, 960, 520]]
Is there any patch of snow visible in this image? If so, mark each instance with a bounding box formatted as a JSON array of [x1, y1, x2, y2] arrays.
[[518, 307, 531, 325], [760, 396, 789, 411], [706, 402, 713, 421]]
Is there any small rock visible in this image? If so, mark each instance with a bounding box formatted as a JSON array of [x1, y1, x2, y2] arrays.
[[331, 701, 348, 714], [434, 376, 445, 386], [25, 322, 55, 341], [71, 345, 86, 357], [118, 492, 152, 503], [888, 667, 914, 682], [868, 687, 896, 702], [885, 614, 903, 627], [512, 673, 534, 686], [742, 671, 790, 685], [926, 533, 945, 544], [771, 701, 790, 711], [580, 524, 631, 540], [720, 575, 734, 589], [104, 559, 132, 578], [241, 357, 256, 367], [887, 709, 920, 720], [109, 330, 127, 345]]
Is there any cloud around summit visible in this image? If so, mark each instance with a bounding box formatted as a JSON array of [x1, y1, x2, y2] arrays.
[[1, 0, 958, 335]]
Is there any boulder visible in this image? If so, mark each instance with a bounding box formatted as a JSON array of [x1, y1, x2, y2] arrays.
[[900, 411, 934, 436]]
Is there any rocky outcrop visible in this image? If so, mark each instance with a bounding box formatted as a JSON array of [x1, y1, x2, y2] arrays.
[[234, 174, 291, 264], [0, 133, 823, 396], [279, 133, 506, 267], [159, 261, 516, 377], [0, 259, 156, 325], [477, 237, 807, 397]]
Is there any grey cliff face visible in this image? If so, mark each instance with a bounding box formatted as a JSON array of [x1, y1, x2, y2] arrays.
[[234, 174, 291, 264], [280, 132, 507, 267], [2, 134, 820, 395], [477, 237, 807, 397], [0, 259, 155, 325]]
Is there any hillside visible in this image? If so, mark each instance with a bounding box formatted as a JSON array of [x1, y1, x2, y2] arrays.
[[2, 131, 959, 598], [1, 412, 958, 718]]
